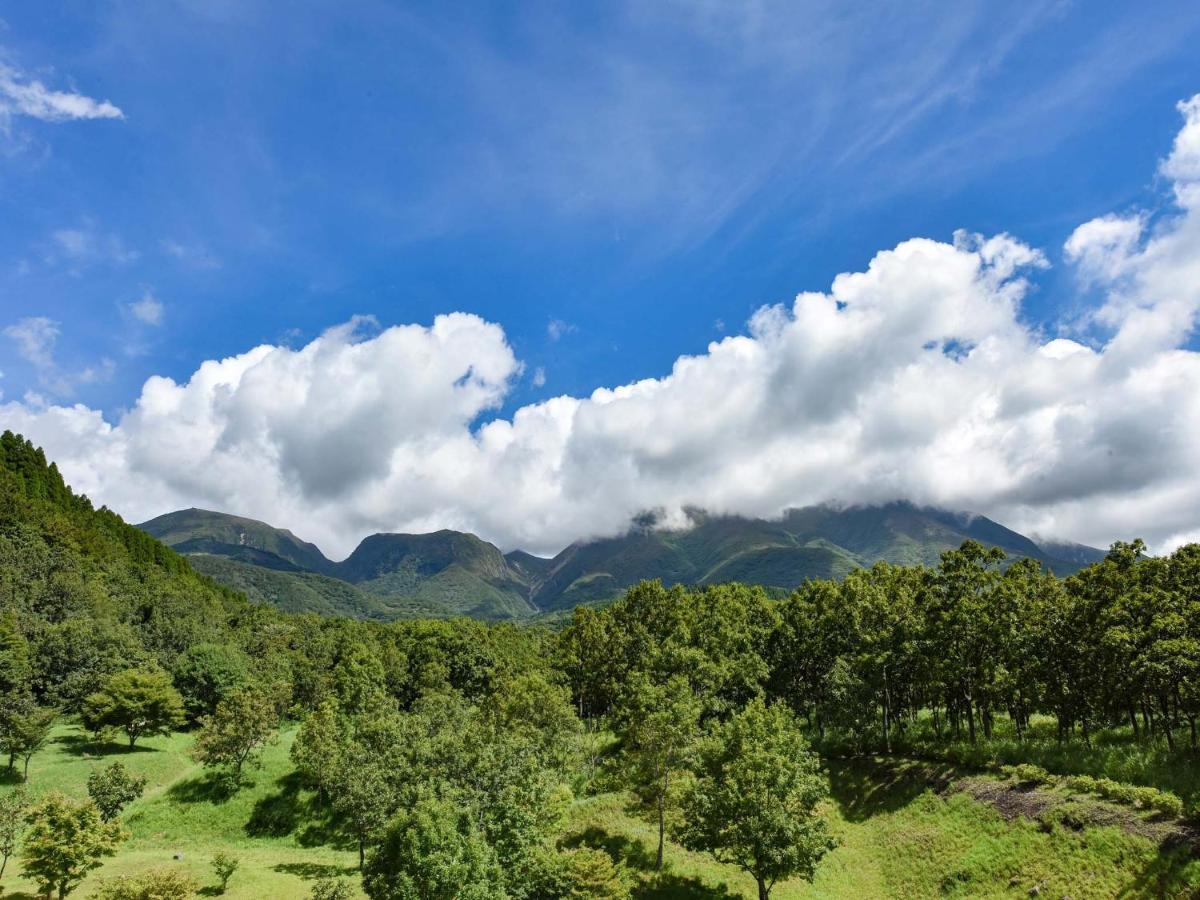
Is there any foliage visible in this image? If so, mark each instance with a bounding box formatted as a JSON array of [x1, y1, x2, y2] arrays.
[[0, 696, 57, 780], [309, 878, 354, 900], [192, 688, 280, 788], [171, 643, 250, 722], [678, 699, 834, 899], [20, 791, 125, 898], [0, 785, 29, 884], [87, 761, 148, 821], [211, 850, 239, 892], [94, 867, 198, 900], [560, 847, 630, 900], [82, 669, 185, 749], [361, 796, 506, 900]]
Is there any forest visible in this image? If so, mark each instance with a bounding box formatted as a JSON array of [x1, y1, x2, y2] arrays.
[[1, 429, 1199, 899]]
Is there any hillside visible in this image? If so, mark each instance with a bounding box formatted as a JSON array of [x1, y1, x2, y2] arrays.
[[335, 530, 536, 619], [524, 503, 1103, 611], [138, 501, 1103, 620], [140, 507, 336, 574]]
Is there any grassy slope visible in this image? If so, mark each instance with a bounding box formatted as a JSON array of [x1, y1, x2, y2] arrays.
[[0, 725, 361, 899], [186, 554, 441, 621], [565, 758, 1200, 899], [4, 726, 1197, 899]]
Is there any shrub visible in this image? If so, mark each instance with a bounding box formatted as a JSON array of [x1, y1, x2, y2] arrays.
[[95, 868, 197, 900], [310, 879, 354, 900], [211, 851, 239, 893], [1001, 763, 1056, 786]]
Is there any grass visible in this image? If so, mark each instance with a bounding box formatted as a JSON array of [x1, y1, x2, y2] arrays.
[[0, 723, 362, 899], [3, 723, 1199, 899], [818, 713, 1200, 805], [563, 758, 1200, 899]]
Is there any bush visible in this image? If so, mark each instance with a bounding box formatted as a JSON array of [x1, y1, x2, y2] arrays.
[[1065, 775, 1099, 795], [1062, 774, 1183, 816], [95, 868, 197, 900], [310, 879, 354, 900], [1000, 763, 1056, 786], [211, 851, 239, 893]]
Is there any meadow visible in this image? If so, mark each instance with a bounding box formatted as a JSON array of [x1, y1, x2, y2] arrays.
[[3, 721, 1198, 899]]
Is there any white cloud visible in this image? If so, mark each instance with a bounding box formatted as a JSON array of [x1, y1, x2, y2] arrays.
[[531, 366, 546, 388], [3, 317, 59, 371], [45, 224, 138, 271], [127, 292, 165, 326], [0, 63, 123, 124], [547, 318, 577, 342], [4, 96, 1200, 559]]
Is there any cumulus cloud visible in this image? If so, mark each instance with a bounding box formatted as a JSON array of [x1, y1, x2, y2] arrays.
[[0, 62, 123, 124], [4, 96, 1200, 558]]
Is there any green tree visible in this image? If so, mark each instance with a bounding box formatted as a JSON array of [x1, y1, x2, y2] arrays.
[[87, 762, 148, 822], [0, 697, 56, 780], [0, 609, 30, 696], [310, 878, 354, 900], [21, 792, 125, 899], [330, 741, 394, 869], [614, 672, 701, 870], [211, 850, 239, 893], [81, 669, 185, 749], [362, 797, 505, 900], [172, 643, 250, 722], [291, 699, 345, 803], [0, 786, 30, 885], [192, 688, 279, 787], [561, 848, 630, 900], [679, 699, 833, 900]]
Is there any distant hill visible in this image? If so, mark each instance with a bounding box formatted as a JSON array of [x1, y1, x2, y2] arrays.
[[140, 508, 335, 575], [334, 531, 536, 619], [139, 501, 1104, 621]]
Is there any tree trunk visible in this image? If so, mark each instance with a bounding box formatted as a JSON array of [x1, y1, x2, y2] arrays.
[[757, 878, 770, 900], [358, 834, 365, 870], [656, 793, 665, 870], [22, 755, 30, 781]]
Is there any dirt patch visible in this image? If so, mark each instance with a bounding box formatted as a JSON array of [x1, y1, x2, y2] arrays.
[[949, 775, 1200, 849]]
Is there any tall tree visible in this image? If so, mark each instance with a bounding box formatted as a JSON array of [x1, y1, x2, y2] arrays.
[[679, 700, 833, 900], [614, 672, 701, 870]]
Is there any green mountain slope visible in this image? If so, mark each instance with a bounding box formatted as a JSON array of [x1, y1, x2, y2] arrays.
[[335, 531, 536, 619], [137, 501, 1102, 620], [139, 508, 335, 574], [184, 554, 440, 620], [525, 504, 1103, 611]]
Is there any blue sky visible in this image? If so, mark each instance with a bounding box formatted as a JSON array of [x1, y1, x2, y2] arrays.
[[2, 1, 1197, 415], [3, 2, 1200, 556]]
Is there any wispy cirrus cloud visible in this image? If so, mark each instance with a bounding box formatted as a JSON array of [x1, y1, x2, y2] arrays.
[[0, 61, 123, 125]]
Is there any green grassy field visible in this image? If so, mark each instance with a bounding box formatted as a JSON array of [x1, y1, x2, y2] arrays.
[[0, 724, 362, 899], [3, 725, 1198, 899]]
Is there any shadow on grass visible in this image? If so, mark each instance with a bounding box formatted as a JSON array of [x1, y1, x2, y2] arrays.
[[246, 771, 351, 849], [1127, 841, 1200, 897], [825, 757, 955, 822], [273, 861, 360, 880], [55, 732, 156, 757], [167, 770, 237, 804], [562, 826, 737, 899], [0, 764, 25, 785]]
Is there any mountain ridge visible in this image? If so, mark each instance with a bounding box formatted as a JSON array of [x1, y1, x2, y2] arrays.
[[138, 503, 1105, 620]]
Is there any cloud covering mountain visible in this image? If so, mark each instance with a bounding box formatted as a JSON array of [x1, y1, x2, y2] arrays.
[[4, 96, 1200, 559]]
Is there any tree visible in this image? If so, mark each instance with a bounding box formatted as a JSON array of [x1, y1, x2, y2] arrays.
[[172, 643, 250, 722], [679, 700, 834, 900], [94, 868, 197, 900], [330, 741, 394, 869], [0, 786, 29, 885], [561, 848, 630, 900], [21, 792, 125, 899], [212, 850, 239, 893], [291, 699, 344, 802], [192, 687, 279, 788], [87, 761, 148, 822], [0, 698, 56, 780], [613, 672, 701, 870], [0, 608, 30, 696], [362, 797, 506, 900], [81, 669, 185, 749]]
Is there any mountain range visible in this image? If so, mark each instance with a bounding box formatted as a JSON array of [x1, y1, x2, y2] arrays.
[[138, 503, 1106, 621]]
